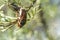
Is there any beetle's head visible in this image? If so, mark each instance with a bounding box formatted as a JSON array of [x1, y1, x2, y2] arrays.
[[11, 3, 20, 11]]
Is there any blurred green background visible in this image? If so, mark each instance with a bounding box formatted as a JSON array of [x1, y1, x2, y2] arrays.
[[0, 0, 60, 40]]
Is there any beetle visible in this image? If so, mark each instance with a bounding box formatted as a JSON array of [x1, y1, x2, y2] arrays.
[[11, 3, 27, 28]]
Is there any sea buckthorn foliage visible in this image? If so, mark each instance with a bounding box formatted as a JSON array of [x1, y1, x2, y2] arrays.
[[0, 0, 59, 40]]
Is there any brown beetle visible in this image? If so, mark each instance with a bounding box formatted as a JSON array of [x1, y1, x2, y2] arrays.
[[11, 3, 27, 28]]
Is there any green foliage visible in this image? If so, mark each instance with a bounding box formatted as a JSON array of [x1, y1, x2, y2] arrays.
[[0, 0, 58, 40]]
